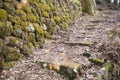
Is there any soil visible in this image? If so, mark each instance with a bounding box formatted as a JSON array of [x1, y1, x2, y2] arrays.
[[1, 10, 120, 80]]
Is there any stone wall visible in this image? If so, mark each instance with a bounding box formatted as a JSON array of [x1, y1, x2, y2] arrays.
[[0, 0, 96, 70]]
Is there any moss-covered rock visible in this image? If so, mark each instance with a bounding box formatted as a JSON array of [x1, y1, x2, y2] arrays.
[[44, 31, 51, 39], [27, 42, 34, 49], [0, 9, 7, 21], [42, 11, 50, 18], [0, 0, 95, 70], [20, 44, 32, 56], [0, 21, 13, 37], [6, 36, 23, 48], [33, 23, 44, 40], [3, 2, 15, 13], [5, 21, 13, 36], [60, 22, 68, 30], [21, 32, 29, 42], [8, 15, 21, 25], [4, 46, 24, 61], [23, 6, 32, 14], [39, 3, 50, 12], [28, 33, 36, 45], [27, 14, 39, 23], [47, 26, 57, 34], [4, 61, 16, 70], [0, 21, 5, 38], [49, 2, 55, 11], [12, 26, 23, 38], [33, 24, 44, 37], [53, 16, 61, 24], [15, 10, 27, 21], [22, 22, 35, 32]]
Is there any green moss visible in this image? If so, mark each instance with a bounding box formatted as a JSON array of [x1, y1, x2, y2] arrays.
[[42, 11, 49, 18], [27, 14, 39, 23], [0, 21, 5, 38], [39, 3, 50, 12], [0, 9, 7, 21], [0, 58, 4, 70], [48, 26, 57, 34], [89, 57, 103, 65], [15, 10, 27, 21], [21, 21, 35, 32], [53, 11, 59, 16], [60, 22, 68, 30], [30, 0, 39, 7], [4, 61, 16, 70], [49, 2, 55, 11], [28, 33, 36, 45], [23, 23, 35, 32], [31, 8, 39, 16], [27, 42, 34, 49], [53, 16, 61, 24], [4, 46, 24, 62], [4, 2, 15, 13], [33, 23, 44, 36], [23, 7, 31, 14], [21, 21, 29, 29], [6, 36, 23, 48], [8, 15, 21, 25], [0, 21, 13, 37], [21, 32, 29, 42], [44, 31, 51, 39], [5, 21, 13, 36], [62, 13, 72, 23], [34, 42, 40, 48], [12, 25, 23, 38], [50, 19, 56, 26], [20, 44, 32, 56], [33, 23, 44, 42], [0, 38, 3, 49]]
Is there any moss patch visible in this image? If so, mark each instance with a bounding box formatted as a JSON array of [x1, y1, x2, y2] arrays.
[[4, 46, 24, 62], [0, 9, 7, 21]]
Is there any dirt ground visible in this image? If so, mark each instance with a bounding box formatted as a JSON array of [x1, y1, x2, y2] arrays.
[[0, 10, 120, 80]]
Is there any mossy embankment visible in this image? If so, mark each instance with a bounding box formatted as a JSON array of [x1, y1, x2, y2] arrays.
[[0, 0, 96, 70]]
